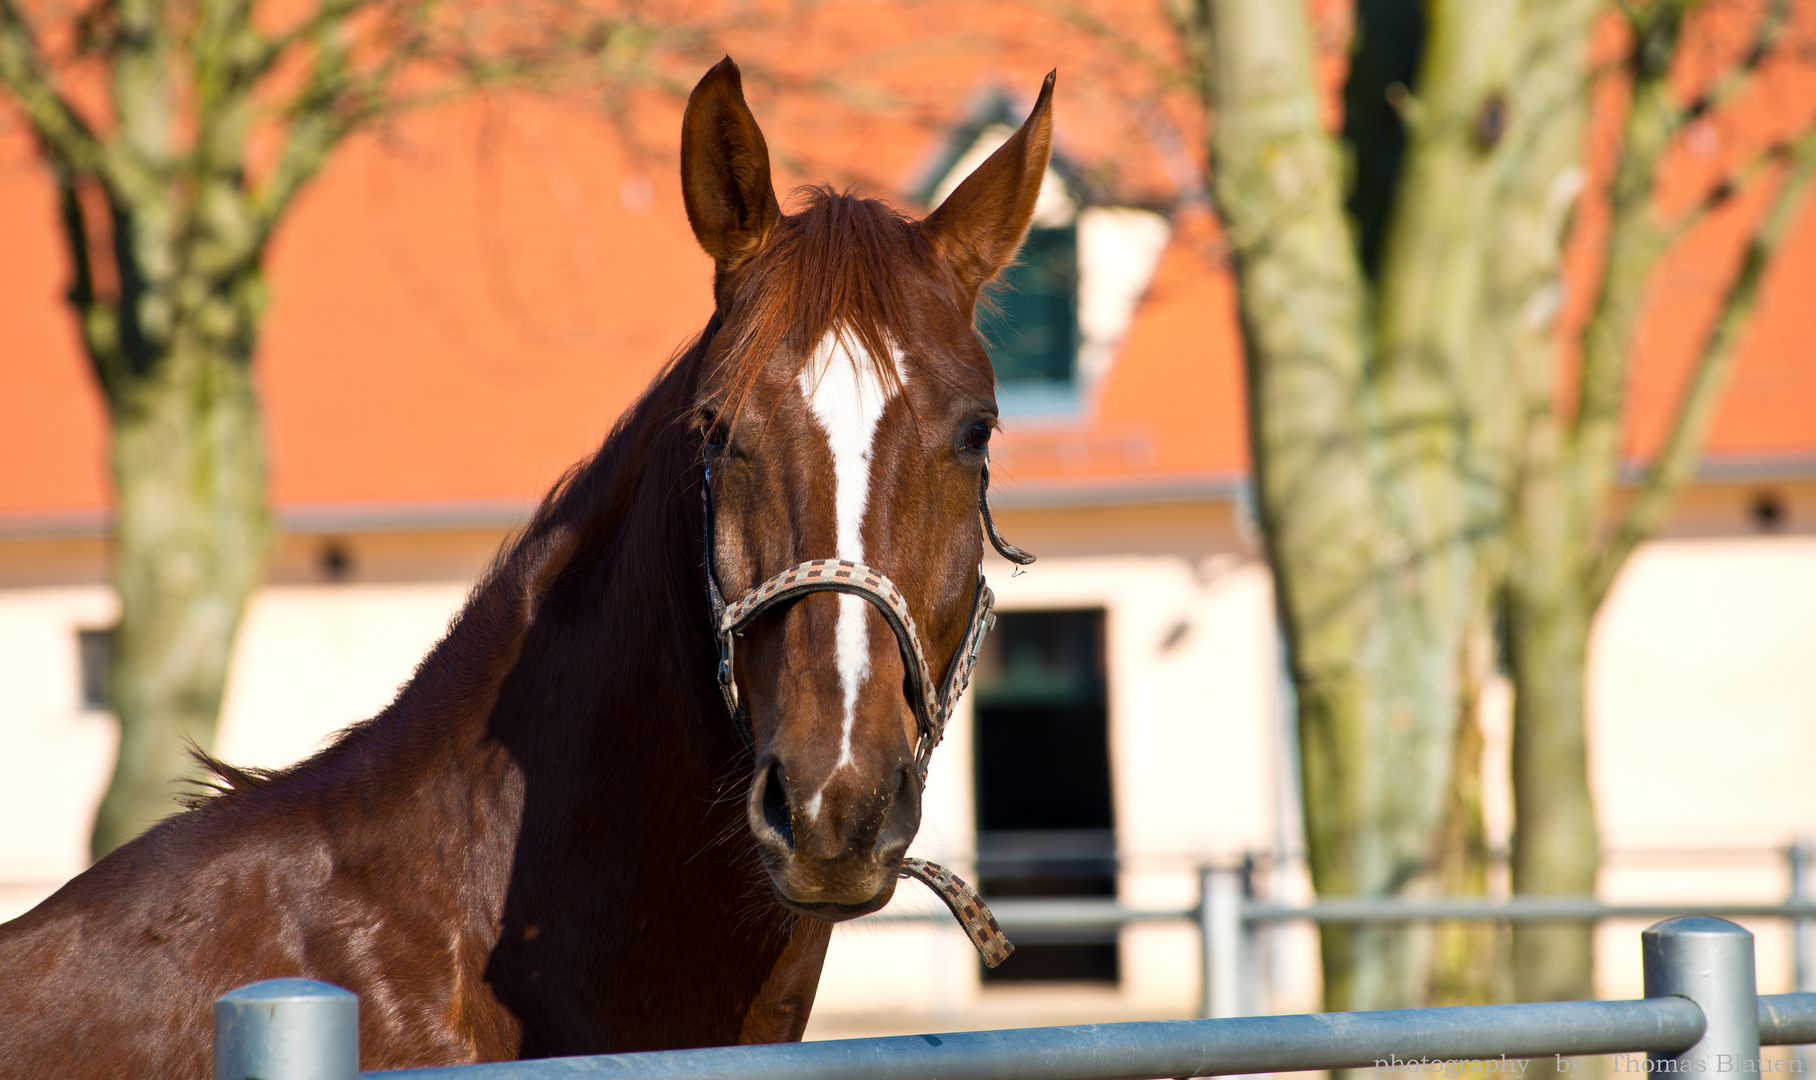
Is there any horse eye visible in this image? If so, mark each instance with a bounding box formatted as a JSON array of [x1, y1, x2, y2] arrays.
[[703, 416, 729, 450], [964, 420, 993, 452]]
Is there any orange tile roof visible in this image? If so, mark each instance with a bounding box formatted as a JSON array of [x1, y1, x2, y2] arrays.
[[2, 7, 1813, 526], [1601, 2, 1816, 466], [990, 210, 1249, 492], [0, 98, 719, 521], [0, 125, 112, 520]]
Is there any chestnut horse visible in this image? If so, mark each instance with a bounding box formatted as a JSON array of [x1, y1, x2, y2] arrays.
[[0, 58, 1053, 1074]]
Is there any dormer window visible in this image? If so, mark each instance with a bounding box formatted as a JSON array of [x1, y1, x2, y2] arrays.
[[981, 223, 1078, 387], [922, 106, 1171, 419]]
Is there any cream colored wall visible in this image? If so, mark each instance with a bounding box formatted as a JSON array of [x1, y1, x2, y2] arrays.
[[4, 503, 1816, 1027], [1589, 537, 1816, 999], [0, 579, 473, 922], [0, 585, 118, 919], [213, 583, 472, 768], [0, 529, 495, 921]]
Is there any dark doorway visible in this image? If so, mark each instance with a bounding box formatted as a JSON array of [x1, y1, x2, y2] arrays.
[[972, 608, 1117, 983]]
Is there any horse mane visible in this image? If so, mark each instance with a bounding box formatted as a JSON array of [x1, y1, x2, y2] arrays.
[[176, 742, 276, 807]]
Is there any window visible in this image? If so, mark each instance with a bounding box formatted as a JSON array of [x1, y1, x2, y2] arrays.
[[972, 608, 1116, 983], [920, 112, 1091, 416], [1752, 491, 1787, 533], [980, 225, 1079, 387], [77, 628, 112, 711]]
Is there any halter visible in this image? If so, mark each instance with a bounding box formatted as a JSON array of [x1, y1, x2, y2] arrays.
[[701, 451, 1032, 772], [700, 446, 1033, 967]]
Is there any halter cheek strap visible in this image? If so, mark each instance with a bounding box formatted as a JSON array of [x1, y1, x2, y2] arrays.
[[701, 451, 749, 743]]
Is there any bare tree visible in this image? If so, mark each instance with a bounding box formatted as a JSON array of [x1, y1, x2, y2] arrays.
[[0, 0, 731, 856], [1164, 0, 1816, 1019]]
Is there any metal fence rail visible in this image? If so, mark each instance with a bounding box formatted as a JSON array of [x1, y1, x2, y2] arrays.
[[866, 894, 1816, 926], [374, 999, 1715, 1080], [215, 918, 1816, 1080], [871, 870, 1816, 1020]]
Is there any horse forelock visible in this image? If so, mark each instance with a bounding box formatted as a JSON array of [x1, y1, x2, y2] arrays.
[[706, 187, 992, 433]]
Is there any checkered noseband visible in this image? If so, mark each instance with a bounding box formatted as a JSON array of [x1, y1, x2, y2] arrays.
[[713, 558, 993, 780], [700, 447, 1033, 967]]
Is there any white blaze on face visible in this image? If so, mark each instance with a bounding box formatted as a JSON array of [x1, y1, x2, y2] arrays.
[[798, 331, 903, 783]]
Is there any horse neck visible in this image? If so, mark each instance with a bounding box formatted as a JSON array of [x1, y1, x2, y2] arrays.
[[349, 351, 746, 912]]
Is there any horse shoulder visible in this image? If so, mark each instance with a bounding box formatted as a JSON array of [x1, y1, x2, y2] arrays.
[[0, 818, 259, 1076]]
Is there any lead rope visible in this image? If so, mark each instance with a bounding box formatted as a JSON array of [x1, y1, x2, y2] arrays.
[[703, 448, 1032, 968], [901, 857, 1014, 968]]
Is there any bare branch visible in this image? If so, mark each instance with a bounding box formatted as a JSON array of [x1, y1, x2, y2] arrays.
[[234, 48, 372, 268], [1585, 127, 1816, 605], [54, 178, 128, 400], [0, 0, 106, 172], [1565, 4, 1684, 516], [1671, 0, 1790, 132], [1050, 0, 1197, 96], [1660, 132, 1805, 244], [246, 0, 376, 79], [228, 8, 432, 271]]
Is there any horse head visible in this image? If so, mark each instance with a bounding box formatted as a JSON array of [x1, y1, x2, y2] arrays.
[[681, 58, 1052, 919]]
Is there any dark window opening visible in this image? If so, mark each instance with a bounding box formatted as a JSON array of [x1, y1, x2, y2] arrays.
[[320, 539, 353, 581], [980, 225, 1078, 386], [973, 608, 1116, 983], [78, 628, 112, 711], [1751, 491, 1787, 533]]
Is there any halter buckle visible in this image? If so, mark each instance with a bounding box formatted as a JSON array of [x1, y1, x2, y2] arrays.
[[716, 634, 739, 714], [971, 610, 996, 665]]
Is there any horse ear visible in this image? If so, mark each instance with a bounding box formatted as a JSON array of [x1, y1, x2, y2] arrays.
[[922, 71, 1057, 300], [681, 57, 782, 270]]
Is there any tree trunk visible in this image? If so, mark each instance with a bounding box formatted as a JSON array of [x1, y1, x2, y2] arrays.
[[1506, 539, 1599, 1006], [1302, 610, 1494, 1011], [90, 296, 272, 858], [1426, 617, 1501, 1006], [1330, 0, 1528, 1007], [1175, 0, 1799, 1024], [1174, 0, 1502, 1013]]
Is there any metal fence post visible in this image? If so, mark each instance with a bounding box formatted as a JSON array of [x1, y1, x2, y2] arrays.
[[1791, 839, 1813, 993], [1643, 917, 1760, 1077], [1791, 839, 1814, 1079], [1200, 865, 1244, 1019], [215, 978, 359, 1080], [1239, 853, 1261, 1017]]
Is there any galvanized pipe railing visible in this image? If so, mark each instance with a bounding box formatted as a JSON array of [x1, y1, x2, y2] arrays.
[[873, 886, 1816, 1019], [371, 999, 1711, 1080], [215, 919, 1816, 1080], [865, 895, 1816, 927]]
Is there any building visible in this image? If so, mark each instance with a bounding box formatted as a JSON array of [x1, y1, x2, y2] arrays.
[[3, 14, 1816, 1035]]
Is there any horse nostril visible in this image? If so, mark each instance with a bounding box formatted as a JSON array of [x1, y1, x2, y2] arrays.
[[760, 758, 794, 852], [874, 763, 922, 861]]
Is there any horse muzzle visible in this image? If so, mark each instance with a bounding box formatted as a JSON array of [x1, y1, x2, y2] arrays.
[[746, 754, 922, 919]]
